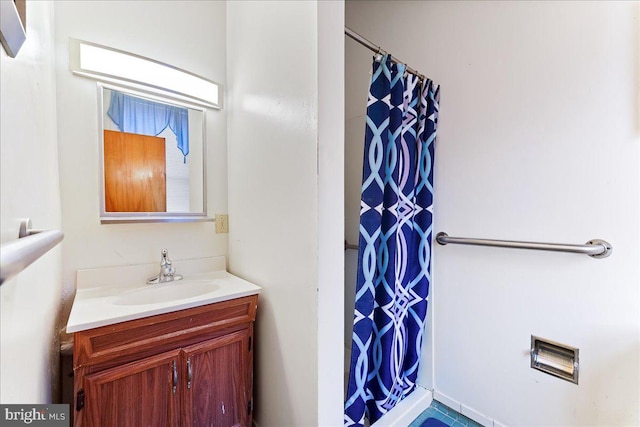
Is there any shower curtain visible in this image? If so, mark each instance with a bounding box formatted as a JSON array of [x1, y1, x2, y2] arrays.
[[344, 54, 439, 427]]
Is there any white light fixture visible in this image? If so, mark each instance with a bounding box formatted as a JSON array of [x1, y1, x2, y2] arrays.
[[69, 39, 221, 109]]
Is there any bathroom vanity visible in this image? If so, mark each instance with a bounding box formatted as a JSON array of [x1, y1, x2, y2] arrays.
[[66, 258, 260, 427]]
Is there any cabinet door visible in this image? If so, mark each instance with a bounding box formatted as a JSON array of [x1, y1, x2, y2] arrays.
[[82, 350, 181, 427], [182, 329, 252, 427]]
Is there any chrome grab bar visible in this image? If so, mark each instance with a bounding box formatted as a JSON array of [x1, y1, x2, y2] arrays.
[[0, 219, 64, 284], [435, 232, 612, 259]]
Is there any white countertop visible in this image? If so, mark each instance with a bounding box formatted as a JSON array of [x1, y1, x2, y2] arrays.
[[66, 257, 261, 333]]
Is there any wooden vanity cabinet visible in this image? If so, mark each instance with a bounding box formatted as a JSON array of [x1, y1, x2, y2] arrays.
[[72, 295, 258, 427]]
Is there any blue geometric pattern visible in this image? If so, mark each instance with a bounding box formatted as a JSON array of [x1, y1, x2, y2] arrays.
[[344, 55, 439, 427]]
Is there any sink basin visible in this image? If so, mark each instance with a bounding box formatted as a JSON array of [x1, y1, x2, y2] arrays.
[[112, 280, 219, 306], [68, 260, 262, 333]]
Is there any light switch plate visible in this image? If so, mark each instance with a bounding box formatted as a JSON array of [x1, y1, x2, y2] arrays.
[[215, 214, 229, 233]]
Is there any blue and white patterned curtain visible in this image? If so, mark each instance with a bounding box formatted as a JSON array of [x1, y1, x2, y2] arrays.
[[344, 55, 439, 427]]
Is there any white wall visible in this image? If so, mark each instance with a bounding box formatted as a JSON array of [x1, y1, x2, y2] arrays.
[[53, 1, 228, 319], [346, 1, 639, 426], [227, 1, 321, 425], [317, 1, 345, 425], [0, 0, 63, 403]]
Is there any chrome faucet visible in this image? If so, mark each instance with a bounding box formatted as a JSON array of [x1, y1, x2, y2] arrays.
[[147, 249, 183, 284]]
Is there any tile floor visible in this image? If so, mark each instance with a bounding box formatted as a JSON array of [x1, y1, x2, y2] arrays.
[[408, 400, 484, 427]]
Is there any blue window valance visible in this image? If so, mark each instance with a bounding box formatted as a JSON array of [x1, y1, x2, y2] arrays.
[[107, 91, 189, 161]]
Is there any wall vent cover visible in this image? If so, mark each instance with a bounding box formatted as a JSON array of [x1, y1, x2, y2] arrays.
[[531, 335, 579, 384]]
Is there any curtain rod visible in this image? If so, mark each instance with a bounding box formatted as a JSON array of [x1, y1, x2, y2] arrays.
[[345, 26, 425, 81]]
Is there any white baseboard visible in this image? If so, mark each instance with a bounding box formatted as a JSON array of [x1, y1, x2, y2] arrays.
[[371, 386, 433, 427]]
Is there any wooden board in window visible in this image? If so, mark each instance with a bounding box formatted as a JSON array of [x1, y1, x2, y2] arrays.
[[103, 130, 167, 212]]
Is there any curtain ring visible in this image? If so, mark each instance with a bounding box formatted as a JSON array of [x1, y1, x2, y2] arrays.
[[374, 46, 384, 62]]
